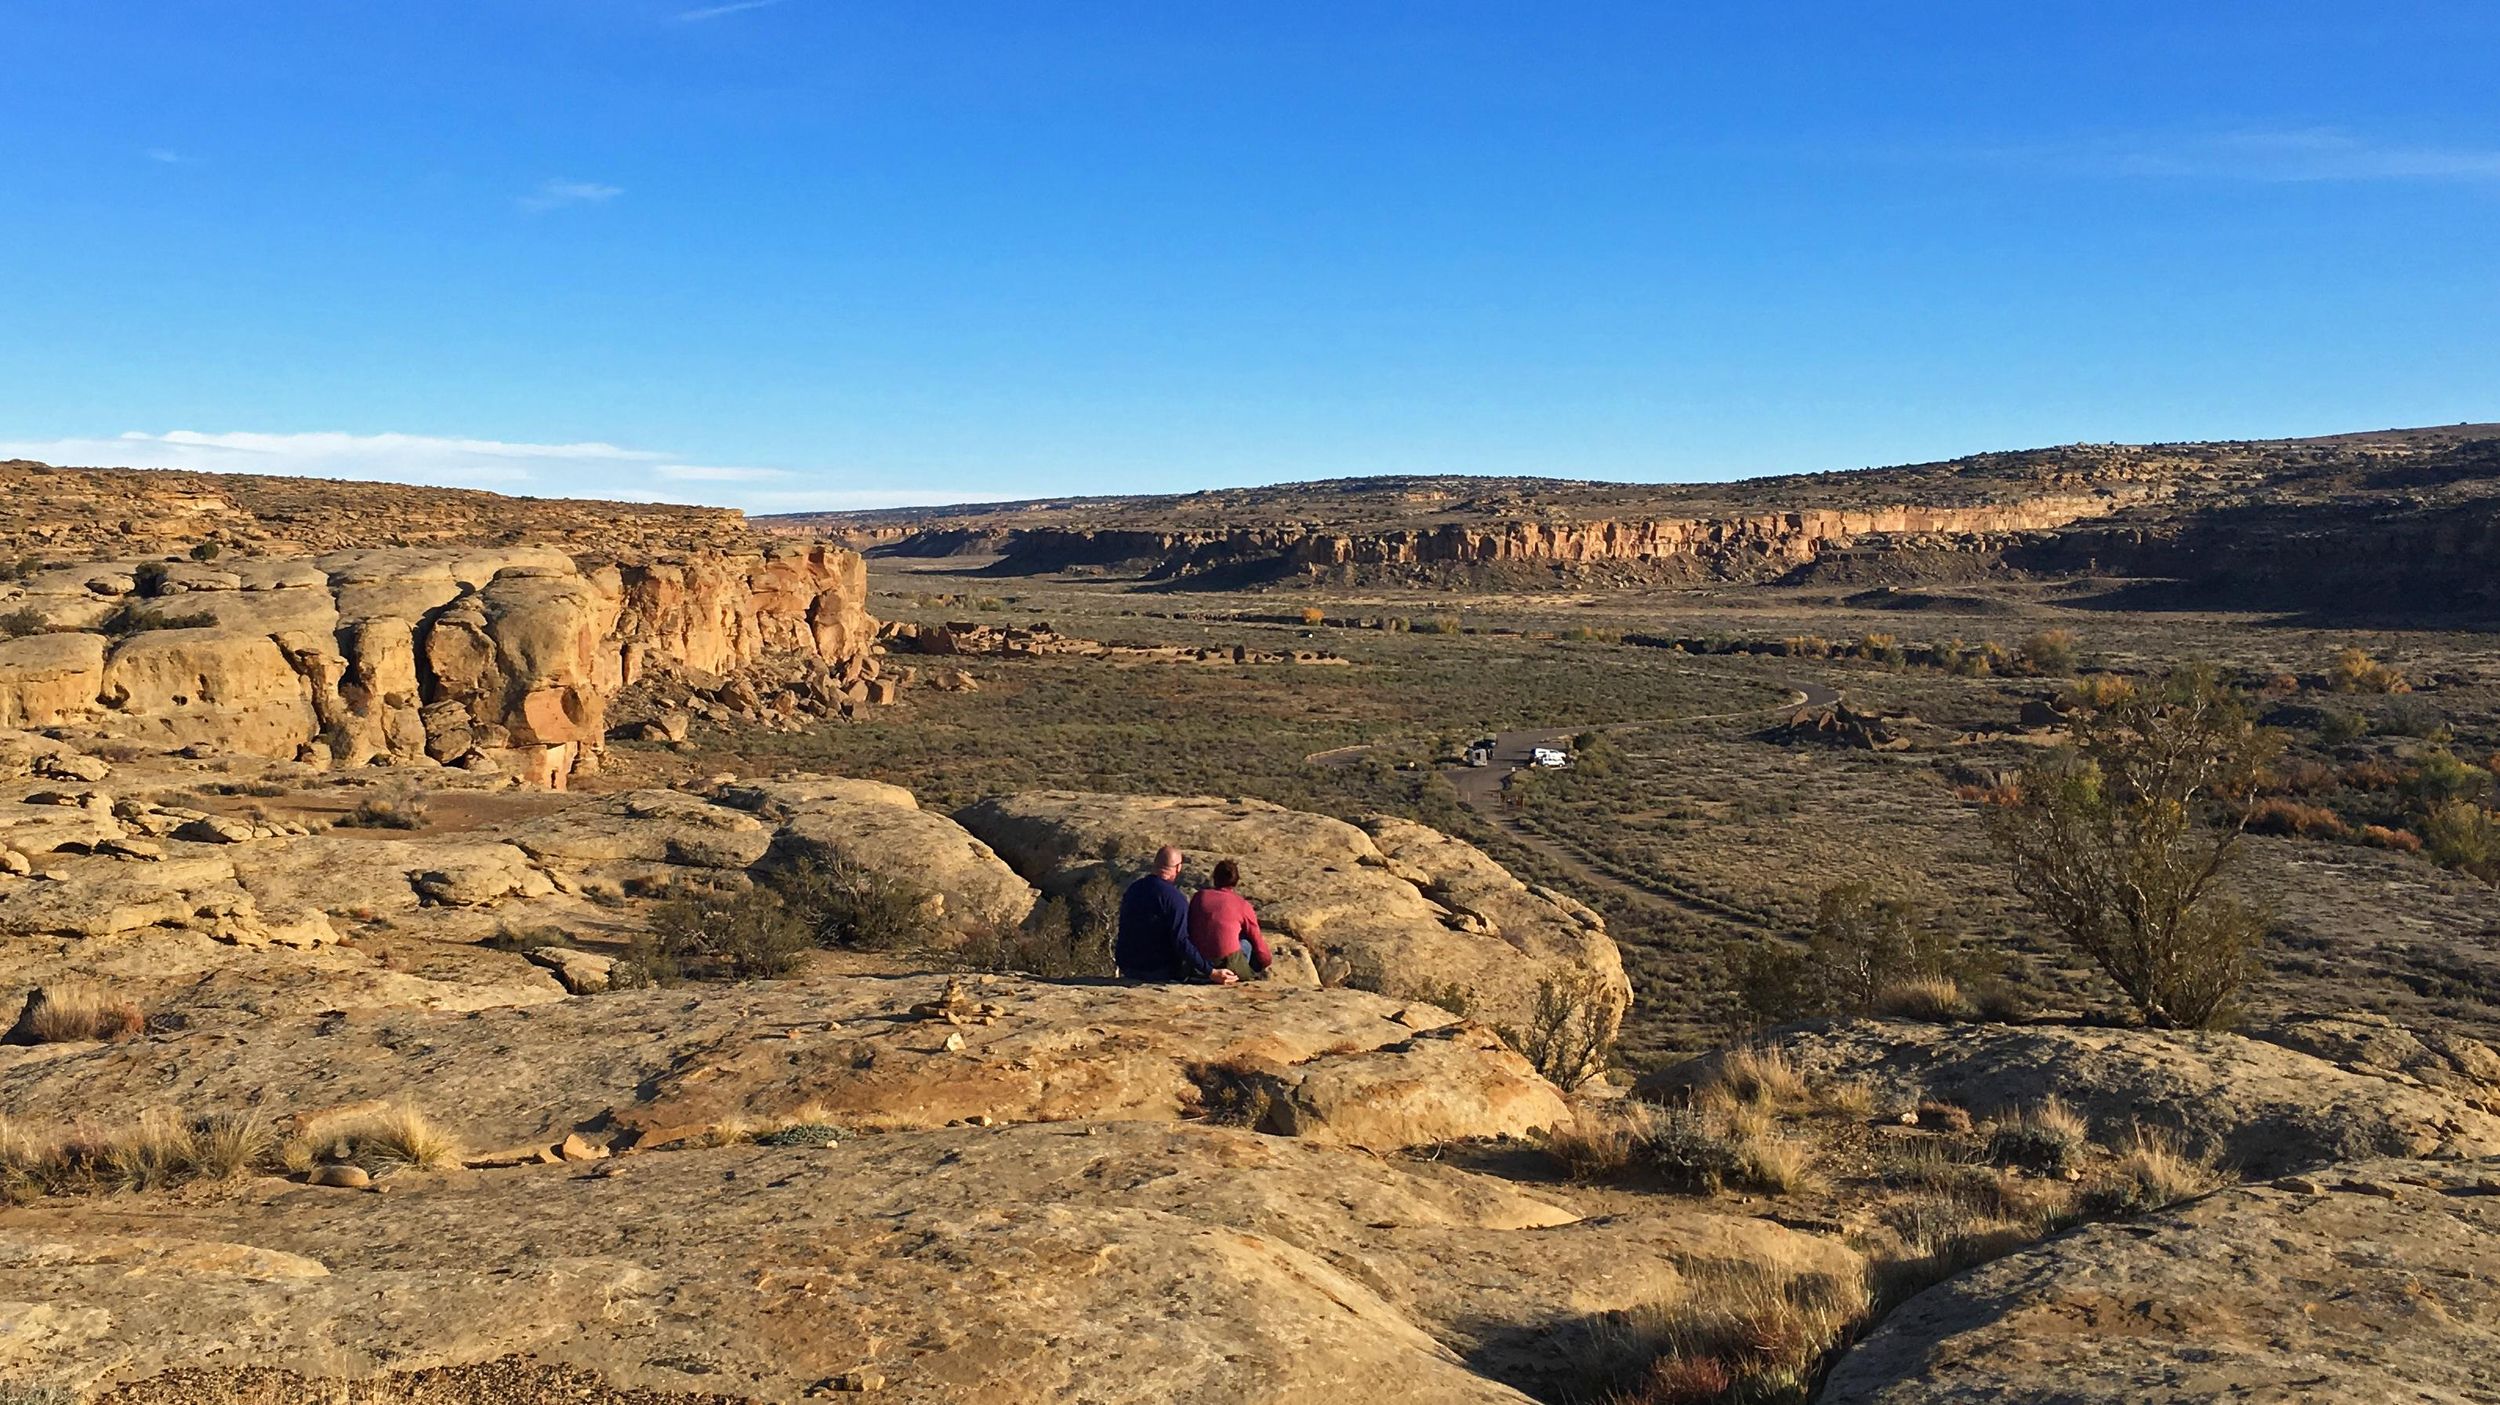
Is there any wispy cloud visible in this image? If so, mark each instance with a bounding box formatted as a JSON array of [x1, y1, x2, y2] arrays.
[[0, 429, 939, 513], [517, 178, 623, 213], [2110, 128, 2500, 183], [678, 0, 788, 21], [142, 148, 184, 165]]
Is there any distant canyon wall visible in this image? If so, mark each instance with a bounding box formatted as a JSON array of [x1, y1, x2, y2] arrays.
[[0, 544, 878, 787], [825, 490, 2157, 582]]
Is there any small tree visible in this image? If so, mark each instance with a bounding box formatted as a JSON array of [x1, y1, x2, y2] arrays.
[[1986, 669, 2275, 1029]]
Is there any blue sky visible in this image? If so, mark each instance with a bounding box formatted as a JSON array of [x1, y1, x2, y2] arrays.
[[1, 2, 2494, 511]]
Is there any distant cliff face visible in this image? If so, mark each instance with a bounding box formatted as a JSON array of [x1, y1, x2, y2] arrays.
[[817, 490, 2158, 584], [0, 544, 880, 787]]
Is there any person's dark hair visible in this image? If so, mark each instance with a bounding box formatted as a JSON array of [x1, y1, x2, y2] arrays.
[[1211, 859, 1241, 890]]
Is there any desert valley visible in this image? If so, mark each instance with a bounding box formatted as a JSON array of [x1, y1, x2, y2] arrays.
[[0, 424, 2493, 1403]]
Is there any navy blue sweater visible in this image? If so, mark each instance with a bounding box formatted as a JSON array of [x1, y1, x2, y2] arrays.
[[1115, 873, 1211, 981]]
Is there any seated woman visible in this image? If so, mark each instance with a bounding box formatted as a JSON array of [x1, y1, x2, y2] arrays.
[[1187, 859, 1273, 983]]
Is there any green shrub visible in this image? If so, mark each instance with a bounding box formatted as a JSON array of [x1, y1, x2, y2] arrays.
[[1986, 669, 2274, 1029], [630, 886, 811, 983], [2420, 802, 2497, 883], [2017, 629, 2080, 676], [0, 607, 48, 639], [770, 857, 940, 950], [1495, 968, 1618, 1089]]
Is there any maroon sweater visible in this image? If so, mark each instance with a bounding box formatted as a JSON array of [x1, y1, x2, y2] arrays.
[[1187, 887, 1272, 968]]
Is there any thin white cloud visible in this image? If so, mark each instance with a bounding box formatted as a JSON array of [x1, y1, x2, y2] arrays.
[[678, 0, 788, 21], [142, 148, 183, 165], [2112, 128, 2500, 183], [0, 429, 918, 513], [517, 178, 623, 213]]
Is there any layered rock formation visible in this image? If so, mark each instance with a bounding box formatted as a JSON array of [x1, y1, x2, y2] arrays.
[[0, 544, 876, 786], [1820, 1155, 2500, 1404], [778, 424, 2500, 609], [827, 494, 2152, 585]]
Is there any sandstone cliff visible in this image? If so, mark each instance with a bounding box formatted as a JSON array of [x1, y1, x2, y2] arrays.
[[0, 544, 877, 786], [776, 424, 2500, 604]]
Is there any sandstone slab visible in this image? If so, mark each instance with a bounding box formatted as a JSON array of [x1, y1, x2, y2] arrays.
[[1819, 1155, 2500, 1404]]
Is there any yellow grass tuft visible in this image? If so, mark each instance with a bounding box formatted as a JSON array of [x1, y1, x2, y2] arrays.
[[1869, 975, 1972, 1022], [1591, 1261, 1873, 1405], [9, 983, 145, 1044], [1699, 1045, 1810, 1109]]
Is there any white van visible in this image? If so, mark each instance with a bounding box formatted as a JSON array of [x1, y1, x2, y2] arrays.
[[1530, 747, 1569, 768]]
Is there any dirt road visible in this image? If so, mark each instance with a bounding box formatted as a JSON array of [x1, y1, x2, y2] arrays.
[[1435, 681, 1840, 932]]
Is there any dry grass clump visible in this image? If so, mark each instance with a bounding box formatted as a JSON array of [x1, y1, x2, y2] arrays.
[[1545, 1102, 1652, 1180], [674, 1101, 847, 1149], [1547, 1098, 1823, 1197], [293, 1106, 463, 1173], [1587, 1262, 1873, 1405], [335, 794, 429, 830], [1867, 976, 1972, 1023], [1983, 1098, 2088, 1175], [1913, 1099, 1973, 1135], [6, 983, 145, 1044], [2083, 1126, 2228, 1215], [1, 1111, 276, 1200], [1695, 1046, 1811, 1110]]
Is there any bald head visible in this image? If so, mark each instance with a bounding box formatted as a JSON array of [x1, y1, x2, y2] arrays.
[[1153, 845, 1183, 879]]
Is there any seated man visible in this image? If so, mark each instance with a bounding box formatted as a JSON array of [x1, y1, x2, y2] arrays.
[[1188, 859, 1273, 983], [1115, 845, 1238, 984]]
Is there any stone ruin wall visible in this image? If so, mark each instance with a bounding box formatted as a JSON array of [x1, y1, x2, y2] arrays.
[[0, 543, 879, 788]]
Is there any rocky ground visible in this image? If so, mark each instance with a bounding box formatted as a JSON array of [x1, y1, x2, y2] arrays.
[[3, 716, 2497, 1402], [0, 451, 2495, 1402]]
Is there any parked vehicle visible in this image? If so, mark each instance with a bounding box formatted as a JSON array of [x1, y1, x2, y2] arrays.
[[1530, 746, 1569, 768]]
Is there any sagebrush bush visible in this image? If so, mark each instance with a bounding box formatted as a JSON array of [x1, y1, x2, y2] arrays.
[[1987, 669, 2273, 1029], [628, 885, 811, 983], [770, 857, 941, 950], [2328, 647, 2409, 694], [1497, 968, 1618, 1089]]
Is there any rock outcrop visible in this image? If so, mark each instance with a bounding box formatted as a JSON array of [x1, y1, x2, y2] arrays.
[[1819, 1155, 2500, 1404], [1643, 1018, 2500, 1175], [0, 1121, 1858, 1404], [0, 971, 1561, 1154], [953, 792, 1629, 1035], [0, 543, 879, 786]]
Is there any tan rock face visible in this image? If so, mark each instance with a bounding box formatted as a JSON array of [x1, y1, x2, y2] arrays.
[[0, 633, 107, 728], [1818, 1155, 2500, 1405], [954, 792, 1630, 1036], [0, 542, 882, 786], [727, 777, 1037, 936], [0, 970, 1551, 1154], [1647, 1017, 2500, 1175], [0, 1122, 1858, 1405]]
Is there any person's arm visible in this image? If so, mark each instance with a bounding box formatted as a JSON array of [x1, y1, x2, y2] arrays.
[[1165, 886, 1216, 980], [1243, 902, 1272, 972]]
